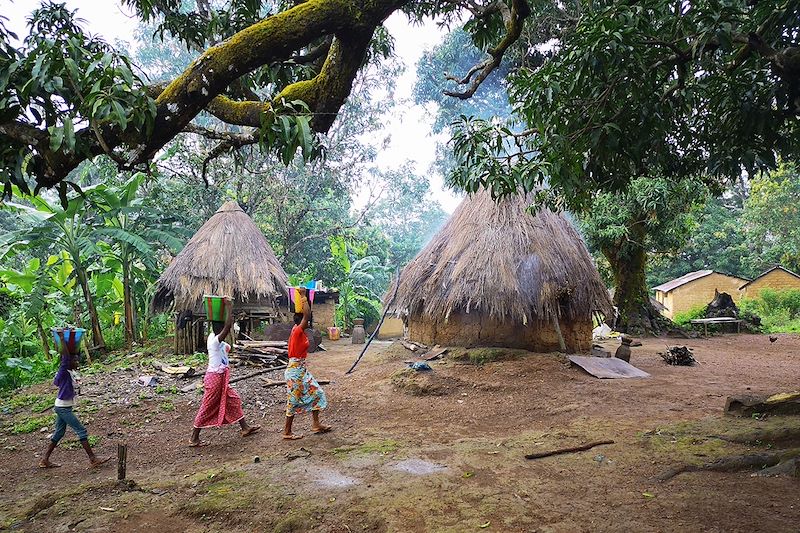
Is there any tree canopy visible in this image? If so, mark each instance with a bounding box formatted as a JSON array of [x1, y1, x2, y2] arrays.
[[0, 0, 531, 197], [450, 0, 800, 207]]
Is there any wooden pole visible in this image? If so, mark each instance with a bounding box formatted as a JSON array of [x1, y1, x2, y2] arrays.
[[117, 443, 127, 481], [346, 267, 400, 375], [82, 340, 93, 365], [552, 315, 566, 353]]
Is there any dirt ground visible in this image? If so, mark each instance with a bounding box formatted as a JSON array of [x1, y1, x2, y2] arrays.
[[1, 333, 799, 533]]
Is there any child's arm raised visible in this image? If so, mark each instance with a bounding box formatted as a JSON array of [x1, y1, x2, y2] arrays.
[[216, 297, 235, 341]]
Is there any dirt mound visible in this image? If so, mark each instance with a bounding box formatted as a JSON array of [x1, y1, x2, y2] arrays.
[[390, 368, 465, 396], [448, 347, 533, 365]]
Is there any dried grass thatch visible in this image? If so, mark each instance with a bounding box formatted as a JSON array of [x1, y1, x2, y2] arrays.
[[153, 201, 288, 312], [387, 190, 611, 324]]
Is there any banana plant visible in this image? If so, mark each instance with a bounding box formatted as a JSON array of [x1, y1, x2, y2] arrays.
[[329, 236, 388, 329], [1, 187, 107, 351], [91, 173, 186, 346]]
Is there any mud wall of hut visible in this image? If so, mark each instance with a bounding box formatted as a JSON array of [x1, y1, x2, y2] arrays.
[[407, 312, 592, 353]]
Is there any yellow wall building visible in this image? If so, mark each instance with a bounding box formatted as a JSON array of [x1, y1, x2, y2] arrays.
[[740, 266, 800, 298], [653, 270, 749, 319]]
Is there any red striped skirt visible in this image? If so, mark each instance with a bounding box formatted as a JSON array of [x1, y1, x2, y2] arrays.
[[193, 368, 244, 429]]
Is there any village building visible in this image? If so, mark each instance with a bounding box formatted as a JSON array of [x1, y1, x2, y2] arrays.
[[152, 201, 288, 353], [385, 190, 611, 352], [740, 266, 800, 298], [653, 270, 749, 319]]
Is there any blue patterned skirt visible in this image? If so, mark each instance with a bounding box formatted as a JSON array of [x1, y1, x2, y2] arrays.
[[285, 358, 327, 416]]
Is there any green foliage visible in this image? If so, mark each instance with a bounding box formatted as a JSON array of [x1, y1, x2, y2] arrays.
[[10, 413, 52, 434], [0, 2, 155, 196], [329, 237, 387, 329], [743, 163, 800, 274], [740, 289, 800, 333], [673, 306, 707, 327], [449, 0, 800, 209], [581, 177, 706, 258]]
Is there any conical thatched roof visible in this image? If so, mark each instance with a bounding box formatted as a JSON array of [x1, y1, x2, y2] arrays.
[[387, 190, 611, 324], [152, 201, 288, 312]]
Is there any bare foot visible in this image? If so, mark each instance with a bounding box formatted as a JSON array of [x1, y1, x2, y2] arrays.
[[38, 460, 61, 469], [283, 433, 304, 440], [241, 425, 261, 437], [189, 440, 209, 448], [90, 456, 111, 467], [311, 424, 332, 434]]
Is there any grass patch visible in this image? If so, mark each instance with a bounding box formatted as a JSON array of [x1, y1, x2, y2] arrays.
[[0, 392, 52, 413], [62, 435, 101, 449], [637, 415, 800, 464], [10, 414, 52, 434], [333, 438, 401, 457], [159, 400, 175, 412], [77, 401, 100, 414], [449, 347, 530, 365], [182, 470, 288, 520]]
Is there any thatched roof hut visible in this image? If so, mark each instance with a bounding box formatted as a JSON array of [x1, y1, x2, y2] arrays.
[[386, 190, 611, 352], [153, 201, 288, 313]]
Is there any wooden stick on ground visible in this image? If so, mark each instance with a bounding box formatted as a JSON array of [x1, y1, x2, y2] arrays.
[[228, 365, 287, 385], [525, 440, 614, 460]]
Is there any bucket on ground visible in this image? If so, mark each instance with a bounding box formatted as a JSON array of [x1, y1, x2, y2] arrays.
[[204, 295, 229, 322], [51, 327, 86, 353], [327, 327, 340, 341]]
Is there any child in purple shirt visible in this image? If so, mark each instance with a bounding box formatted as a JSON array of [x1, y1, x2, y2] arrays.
[[39, 330, 109, 469]]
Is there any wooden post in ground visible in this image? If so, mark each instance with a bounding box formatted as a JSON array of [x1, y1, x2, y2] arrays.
[[117, 443, 127, 481], [552, 315, 566, 352]]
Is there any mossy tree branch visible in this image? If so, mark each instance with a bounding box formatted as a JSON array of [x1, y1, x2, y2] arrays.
[[8, 0, 528, 190]]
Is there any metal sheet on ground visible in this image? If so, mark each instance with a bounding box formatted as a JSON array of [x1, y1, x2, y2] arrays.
[[568, 355, 650, 379]]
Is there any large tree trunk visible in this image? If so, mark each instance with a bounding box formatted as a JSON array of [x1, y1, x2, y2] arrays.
[[122, 259, 137, 347], [76, 268, 106, 352], [603, 229, 670, 335]]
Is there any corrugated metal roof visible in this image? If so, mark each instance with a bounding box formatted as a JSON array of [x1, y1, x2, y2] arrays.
[[652, 270, 714, 293]]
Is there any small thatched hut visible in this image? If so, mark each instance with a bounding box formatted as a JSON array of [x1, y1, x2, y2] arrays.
[[386, 190, 611, 352], [153, 201, 288, 352]]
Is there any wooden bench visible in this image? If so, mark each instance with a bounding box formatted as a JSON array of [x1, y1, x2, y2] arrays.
[[690, 317, 742, 336]]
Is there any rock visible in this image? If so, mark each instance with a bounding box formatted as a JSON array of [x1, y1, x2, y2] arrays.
[[614, 336, 632, 363], [725, 391, 800, 417]]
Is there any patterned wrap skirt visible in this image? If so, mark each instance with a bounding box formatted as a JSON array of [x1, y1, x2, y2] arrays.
[[193, 368, 245, 428], [285, 358, 327, 417]]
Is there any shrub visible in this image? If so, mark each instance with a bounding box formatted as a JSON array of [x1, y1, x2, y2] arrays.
[[673, 305, 706, 326], [740, 289, 800, 333]]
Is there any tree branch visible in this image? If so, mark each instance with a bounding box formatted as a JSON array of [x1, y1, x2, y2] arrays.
[[444, 0, 531, 99], [26, 0, 408, 189]]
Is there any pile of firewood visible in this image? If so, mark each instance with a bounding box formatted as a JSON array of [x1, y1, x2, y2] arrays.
[[232, 340, 289, 367], [659, 346, 695, 366]]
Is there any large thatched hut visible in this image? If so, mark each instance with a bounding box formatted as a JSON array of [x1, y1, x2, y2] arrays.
[[386, 191, 611, 353], [153, 201, 288, 353]]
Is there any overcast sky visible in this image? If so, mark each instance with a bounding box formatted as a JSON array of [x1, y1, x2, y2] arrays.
[[3, 0, 463, 212]]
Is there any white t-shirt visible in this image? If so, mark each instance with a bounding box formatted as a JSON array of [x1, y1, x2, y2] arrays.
[[207, 332, 230, 373]]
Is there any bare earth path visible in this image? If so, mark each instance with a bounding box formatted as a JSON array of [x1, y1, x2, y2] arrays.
[[1, 334, 798, 532]]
